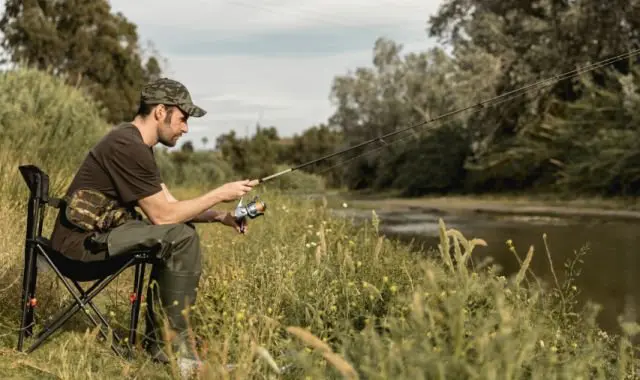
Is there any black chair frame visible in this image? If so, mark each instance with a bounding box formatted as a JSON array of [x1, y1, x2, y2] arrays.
[[16, 164, 157, 358]]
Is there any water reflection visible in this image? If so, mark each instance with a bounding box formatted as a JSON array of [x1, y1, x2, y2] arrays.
[[333, 208, 640, 337]]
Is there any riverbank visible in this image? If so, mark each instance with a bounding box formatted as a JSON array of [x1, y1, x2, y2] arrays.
[[331, 192, 640, 221]]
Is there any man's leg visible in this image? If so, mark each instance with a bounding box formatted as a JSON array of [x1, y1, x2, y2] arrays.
[[104, 219, 202, 367]]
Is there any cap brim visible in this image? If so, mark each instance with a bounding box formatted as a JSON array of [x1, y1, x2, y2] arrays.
[[180, 103, 207, 118]]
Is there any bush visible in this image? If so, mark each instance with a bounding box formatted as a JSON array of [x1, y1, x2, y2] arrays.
[[263, 164, 326, 192], [0, 68, 110, 203], [154, 149, 235, 189]]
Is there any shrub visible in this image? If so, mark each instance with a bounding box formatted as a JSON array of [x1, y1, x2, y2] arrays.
[[0, 68, 110, 203]]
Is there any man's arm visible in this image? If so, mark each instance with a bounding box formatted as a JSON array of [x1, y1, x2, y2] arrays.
[[138, 180, 255, 225], [160, 183, 227, 223], [161, 183, 179, 203]]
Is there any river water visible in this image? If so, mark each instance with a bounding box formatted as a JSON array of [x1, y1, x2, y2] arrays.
[[331, 206, 640, 337]]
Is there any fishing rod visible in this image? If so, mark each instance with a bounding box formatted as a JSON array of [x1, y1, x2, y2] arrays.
[[234, 47, 640, 227]]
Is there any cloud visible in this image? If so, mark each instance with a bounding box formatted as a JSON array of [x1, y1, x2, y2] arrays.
[[106, 0, 445, 149], [110, 0, 442, 37]]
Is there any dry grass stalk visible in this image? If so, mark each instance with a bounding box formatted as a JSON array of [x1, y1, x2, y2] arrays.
[[286, 326, 332, 353], [322, 351, 359, 380], [254, 346, 281, 374], [374, 236, 384, 262], [515, 245, 534, 287]]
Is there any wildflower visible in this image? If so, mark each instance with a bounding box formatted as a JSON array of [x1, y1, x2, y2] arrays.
[[342, 202, 348, 208], [330, 305, 337, 312], [551, 346, 558, 353], [539, 340, 545, 348], [390, 285, 398, 293], [267, 307, 272, 314], [356, 261, 362, 267], [305, 243, 311, 248], [383, 276, 389, 283]]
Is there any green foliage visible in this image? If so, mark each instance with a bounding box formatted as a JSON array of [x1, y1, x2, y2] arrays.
[[280, 124, 344, 187], [0, 0, 164, 124], [323, 0, 640, 198], [215, 125, 283, 179], [544, 67, 640, 195], [154, 148, 235, 190], [383, 121, 471, 196], [264, 165, 326, 192], [329, 39, 482, 192], [423, 0, 640, 194], [0, 67, 110, 203]]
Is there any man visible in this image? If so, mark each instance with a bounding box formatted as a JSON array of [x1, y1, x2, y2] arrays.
[[50, 77, 257, 376]]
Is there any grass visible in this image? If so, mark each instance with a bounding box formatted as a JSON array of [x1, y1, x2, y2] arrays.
[[0, 186, 638, 379]]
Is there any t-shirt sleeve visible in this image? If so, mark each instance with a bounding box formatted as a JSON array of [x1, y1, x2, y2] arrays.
[[103, 139, 163, 204]]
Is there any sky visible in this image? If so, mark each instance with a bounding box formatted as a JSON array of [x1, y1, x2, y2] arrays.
[[113, 1, 445, 149]]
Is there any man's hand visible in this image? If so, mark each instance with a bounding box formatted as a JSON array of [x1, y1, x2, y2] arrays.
[[218, 211, 248, 234], [214, 179, 259, 203]]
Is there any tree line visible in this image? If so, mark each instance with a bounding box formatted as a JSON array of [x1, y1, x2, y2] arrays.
[[326, 0, 640, 196], [4, 0, 640, 196]]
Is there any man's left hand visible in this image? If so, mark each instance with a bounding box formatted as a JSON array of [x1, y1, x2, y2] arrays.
[[218, 211, 247, 234]]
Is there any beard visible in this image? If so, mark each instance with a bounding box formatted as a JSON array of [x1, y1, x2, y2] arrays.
[[157, 121, 179, 147]]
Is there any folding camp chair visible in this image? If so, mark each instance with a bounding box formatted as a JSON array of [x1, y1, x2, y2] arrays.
[[16, 164, 158, 358]]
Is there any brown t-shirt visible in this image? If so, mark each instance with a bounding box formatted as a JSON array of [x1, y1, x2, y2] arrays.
[[50, 123, 163, 261]]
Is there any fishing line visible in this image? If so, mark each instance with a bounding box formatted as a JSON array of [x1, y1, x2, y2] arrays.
[[258, 47, 640, 184]]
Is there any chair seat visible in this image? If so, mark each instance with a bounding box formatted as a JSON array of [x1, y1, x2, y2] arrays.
[[34, 237, 150, 282]]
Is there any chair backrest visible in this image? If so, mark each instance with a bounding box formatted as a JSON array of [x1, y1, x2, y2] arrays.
[[18, 165, 62, 242]]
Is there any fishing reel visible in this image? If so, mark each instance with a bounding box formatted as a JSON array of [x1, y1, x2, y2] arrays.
[[234, 196, 266, 233]]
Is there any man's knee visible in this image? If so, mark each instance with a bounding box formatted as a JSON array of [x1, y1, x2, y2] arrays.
[[160, 223, 201, 273], [164, 223, 200, 246]]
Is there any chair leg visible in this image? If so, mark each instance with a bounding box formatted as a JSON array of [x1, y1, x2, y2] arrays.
[[28, 278, 105, 347], [129, 263, 147, 348], [26, 249, 137, 358], [17, 241, 38, 352]]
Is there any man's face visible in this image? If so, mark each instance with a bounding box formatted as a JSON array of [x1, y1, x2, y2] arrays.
[[157, 105, 189, 147]]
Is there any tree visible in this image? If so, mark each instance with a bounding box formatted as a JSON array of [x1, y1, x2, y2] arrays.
[[213, 125, 284, 179], [201, 136, 209, 149], [427, 0, 640, 191], [327, 38, 481, 192], [0, 0, 164, 123], [280, 124, 345, 186], [181, 140, 194, 153]]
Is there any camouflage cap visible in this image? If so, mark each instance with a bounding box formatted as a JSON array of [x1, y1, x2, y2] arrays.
[[141, 77, 206, 118]]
